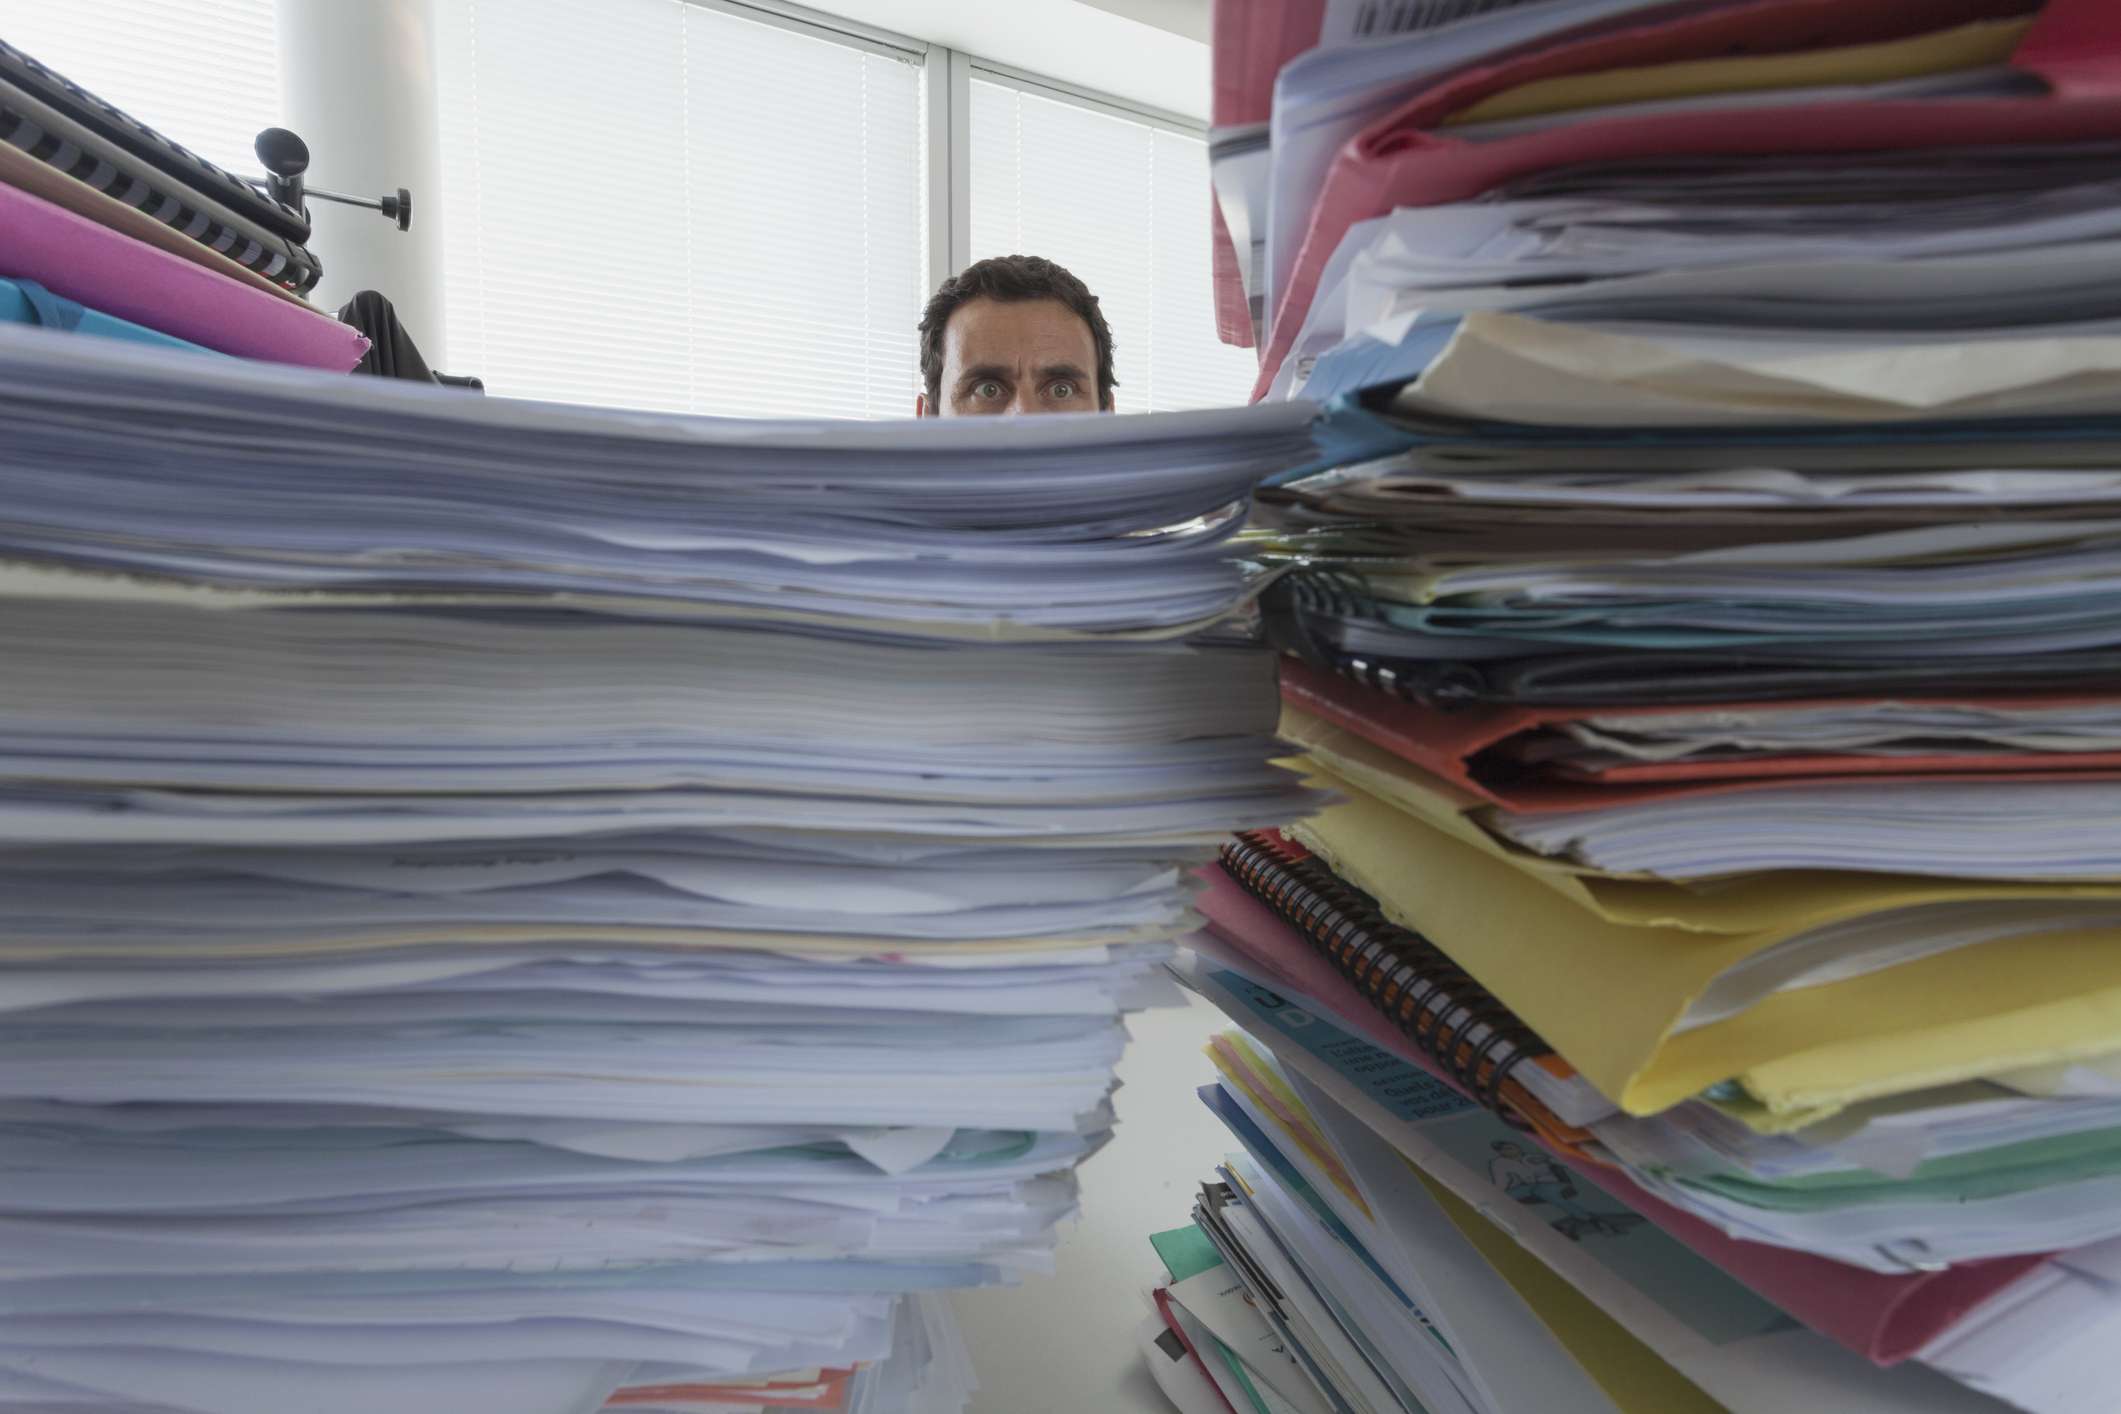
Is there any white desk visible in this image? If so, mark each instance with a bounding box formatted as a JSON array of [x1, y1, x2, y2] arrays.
[[952, 991, 1237, 1414]]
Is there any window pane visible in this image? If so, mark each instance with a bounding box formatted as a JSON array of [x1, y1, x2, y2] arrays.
[[968, 77, 1258, 413], [0, 0, 281, 177], [436, 0, 925, 417]]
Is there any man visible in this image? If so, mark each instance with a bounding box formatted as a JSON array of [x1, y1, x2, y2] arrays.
[[916, 254, 1116, 416]]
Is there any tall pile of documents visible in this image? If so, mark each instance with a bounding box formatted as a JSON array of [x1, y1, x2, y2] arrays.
[[1170, 1, 2121, 1411], [0, 326, 1322, 1414]]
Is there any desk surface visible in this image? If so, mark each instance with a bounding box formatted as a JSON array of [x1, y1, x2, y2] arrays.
[[951, 991, 1234, 1414]]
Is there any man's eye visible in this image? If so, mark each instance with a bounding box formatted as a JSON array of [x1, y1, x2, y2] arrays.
[[1050, 381, 1078, 400], [973, 381, 1005, 400]]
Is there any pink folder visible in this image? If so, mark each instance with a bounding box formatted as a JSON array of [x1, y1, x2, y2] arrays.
[[1210, 200, 1254, 349], [1571, 1162, 2051, 1367], [1193, 859, 2053, 1365], [1208, 0, 1324, 349], [1253, 0, 2121, 397], [1152, 1287, 1242, 1414], [1211, 0, 1326, 129], [0, 179, 367, 370]]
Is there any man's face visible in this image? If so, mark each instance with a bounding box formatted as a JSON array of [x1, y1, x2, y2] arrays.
[[920, 296, 1106, 416]]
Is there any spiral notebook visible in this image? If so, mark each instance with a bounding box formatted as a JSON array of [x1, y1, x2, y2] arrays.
[[1218, 829, 1552, 1111]]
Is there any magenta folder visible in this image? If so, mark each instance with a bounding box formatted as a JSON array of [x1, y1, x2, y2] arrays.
[[1191, 860, 2052, 1365], [0, 179, 366, 370], [1574, 1161, 2051, 1367], [1254, 0, 2121, 397]]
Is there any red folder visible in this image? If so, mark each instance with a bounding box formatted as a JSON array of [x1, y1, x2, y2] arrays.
[[1210, 200, 1254, 349], [1209, 0, 1324, 349], [1152, 1287, 1242, 1414], [1282, 658, 2121, 814], [604, 1369, 854, 1409], [1193, 861, 2053, 1365], [1253, 0, 2121, 398], [1570, 1156, 2052, 1367], [1210, 0, 1327, 128]]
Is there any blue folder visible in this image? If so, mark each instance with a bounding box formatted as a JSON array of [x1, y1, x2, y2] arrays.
[[0, 276, 214, 353]]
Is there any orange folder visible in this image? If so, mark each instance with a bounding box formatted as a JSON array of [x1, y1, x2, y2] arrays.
[[1281, 657, 2121, 814]]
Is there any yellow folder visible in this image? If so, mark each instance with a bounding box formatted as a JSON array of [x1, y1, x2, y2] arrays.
[[1445, 15, 2032, 128], [1411, 1164, 1727, 1414], [1288, 713, 2121, 1124], [1281, 705, 2121, 939]]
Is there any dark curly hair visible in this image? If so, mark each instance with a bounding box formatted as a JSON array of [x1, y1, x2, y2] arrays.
[[918, 254, 1116, 409]]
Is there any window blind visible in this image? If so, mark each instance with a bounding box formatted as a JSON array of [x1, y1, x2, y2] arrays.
[[435, 0, 926, 418], [967, 76, 1260, 413], [0, 0, 281, 176]]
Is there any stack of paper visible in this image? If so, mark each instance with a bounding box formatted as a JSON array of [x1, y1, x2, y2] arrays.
[[0, 324, 1324, 1414], [1170, 3, 2121, 1411], [1207, 0, 1697, 354], [1151, 1007, 2007, 1414], [1220, 0, 2121, 405]]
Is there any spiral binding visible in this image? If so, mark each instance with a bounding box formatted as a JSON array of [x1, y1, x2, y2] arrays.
[[1260, 571, 1489, 707], [1260, 569, 1368, 674], [1335, 653, 1488, 708], [1218, 830, 1548, 1117]]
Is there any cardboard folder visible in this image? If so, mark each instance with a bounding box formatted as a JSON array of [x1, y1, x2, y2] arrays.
[[1255, 0, 2121, 397]]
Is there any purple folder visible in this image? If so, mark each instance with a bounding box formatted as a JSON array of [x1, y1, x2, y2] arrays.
[[0, 179, 366, 370]]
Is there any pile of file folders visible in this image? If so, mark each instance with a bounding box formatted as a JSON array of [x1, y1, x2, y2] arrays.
[[0, 325, 1322, 1414], [1168, 0, 2121, 1412], [0, 37, 364, 370]]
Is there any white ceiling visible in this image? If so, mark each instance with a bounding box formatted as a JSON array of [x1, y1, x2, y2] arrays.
[[811, 0, 1214, 120], [1076, 0, 1209, 43]]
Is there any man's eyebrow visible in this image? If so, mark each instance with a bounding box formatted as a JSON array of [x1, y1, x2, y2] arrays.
[[1036, 363, 1090, 382], [956, 364, 1015, 385]]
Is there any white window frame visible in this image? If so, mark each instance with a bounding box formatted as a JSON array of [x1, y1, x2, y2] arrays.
[[939, 51, 1205, 289], [680, 0, 1210, 294]]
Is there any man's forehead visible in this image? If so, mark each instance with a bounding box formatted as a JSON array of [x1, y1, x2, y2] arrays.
[[943, 296, 1096, 369]]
